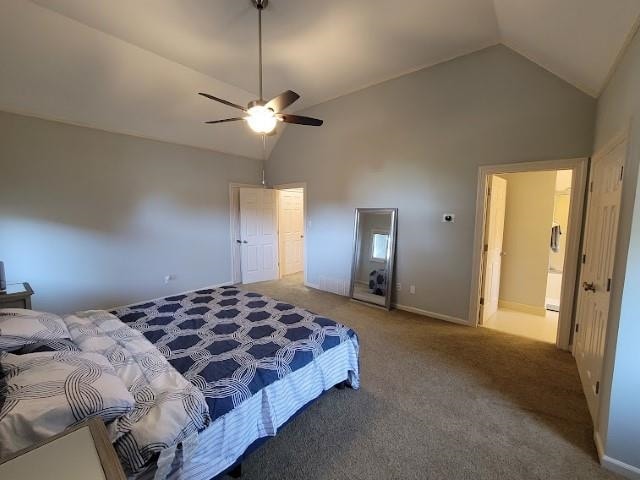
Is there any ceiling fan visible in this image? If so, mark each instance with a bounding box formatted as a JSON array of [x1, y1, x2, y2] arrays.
[[199, 0, 323, 135]]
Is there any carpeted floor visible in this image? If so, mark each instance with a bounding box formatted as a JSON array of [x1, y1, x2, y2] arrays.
[[233, 273, 619, 480]]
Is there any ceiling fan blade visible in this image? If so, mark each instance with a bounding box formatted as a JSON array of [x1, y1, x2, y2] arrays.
[[199, 92, 246, 112], [277, 114, 323, 126], [204, 117, 245, 124], [266, 90, 300, 113]]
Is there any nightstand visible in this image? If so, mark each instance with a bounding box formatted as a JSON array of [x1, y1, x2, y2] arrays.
[[0, 282, 34, 309], [0, 418, 125, 480]]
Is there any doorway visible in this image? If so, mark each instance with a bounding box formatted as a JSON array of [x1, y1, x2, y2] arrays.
[[277, 187, 305, 283], [480, 170, 573, 343], [469, 158, 588, 350], [229, 182, 307, 286]]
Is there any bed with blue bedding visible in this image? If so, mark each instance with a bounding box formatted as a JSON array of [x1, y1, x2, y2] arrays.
[[111, 285, 360, 479]]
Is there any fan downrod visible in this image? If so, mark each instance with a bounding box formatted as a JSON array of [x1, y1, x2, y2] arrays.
[[251, 0, 268, 10]]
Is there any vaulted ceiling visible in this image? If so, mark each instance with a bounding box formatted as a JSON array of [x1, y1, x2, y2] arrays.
[[1, 0, 639, 159]]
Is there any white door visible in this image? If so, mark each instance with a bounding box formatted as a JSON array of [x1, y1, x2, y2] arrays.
[[240, 188, 279, 284], [481, 175, 508, 323], [574, 139, 626, 421], [279, 189, 304, 275]]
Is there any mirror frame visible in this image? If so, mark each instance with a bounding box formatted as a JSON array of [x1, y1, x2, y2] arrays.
[[349, 208, 398, 310]]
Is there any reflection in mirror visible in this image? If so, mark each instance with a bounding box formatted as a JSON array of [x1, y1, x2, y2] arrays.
[[350, 208, 398, 309]]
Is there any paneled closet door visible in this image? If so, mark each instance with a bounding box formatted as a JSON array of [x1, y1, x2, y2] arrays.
[[574, 138, 626, 422]]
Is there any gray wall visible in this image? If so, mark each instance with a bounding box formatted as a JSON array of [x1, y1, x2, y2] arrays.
[[592, 27, 640, 471], [0, 111, 261, 314], [267, 45, 595, 321]]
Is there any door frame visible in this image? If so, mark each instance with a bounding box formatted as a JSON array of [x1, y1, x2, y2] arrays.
[[228, 182, 260, 285], [468, 157, 588, 350], [274, 182, 308, 286]]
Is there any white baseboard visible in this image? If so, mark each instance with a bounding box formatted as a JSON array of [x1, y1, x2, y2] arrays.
[[498, 300, 546, 316], [595, 431, 640, 479], [306, 284, 469, 326], [394, 303, 470, 326], [107, 281, 234, 311]]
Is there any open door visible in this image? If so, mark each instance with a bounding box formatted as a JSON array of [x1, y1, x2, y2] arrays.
[[481, 175, 507, 323], [278, 189, 304, 276], [574, 138, 626, 421], [239, 188, 279, 284]]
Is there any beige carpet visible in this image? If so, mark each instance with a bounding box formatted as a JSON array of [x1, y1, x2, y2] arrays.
[[233, 273, 618, 480]]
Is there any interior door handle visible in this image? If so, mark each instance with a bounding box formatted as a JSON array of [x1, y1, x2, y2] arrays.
[[236, 240, 242, 244], [243, 240, 248, 244], [583, 282, 596, 292]]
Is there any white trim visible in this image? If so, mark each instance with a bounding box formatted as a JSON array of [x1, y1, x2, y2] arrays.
[[274, 182, 308, 286], [394, 303, 471, 326], [106, 281, 234, 311], [304, 281, 320, 290], [468, 157, 588, 351], [498, 300, 547, 316], [601, 456, 640, 479], [228, 182, 261, 285], [595, 431, 640, 479]]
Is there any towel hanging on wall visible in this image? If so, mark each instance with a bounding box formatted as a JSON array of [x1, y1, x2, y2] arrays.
[[551, 224, 562, 252]]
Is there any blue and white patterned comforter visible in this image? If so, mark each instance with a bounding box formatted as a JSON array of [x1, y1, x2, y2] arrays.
[[111, 286, 360, 423], [63, 311, 211, 476]]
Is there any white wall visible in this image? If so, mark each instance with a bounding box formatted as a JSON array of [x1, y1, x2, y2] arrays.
[[0, 111, 261, 314], [498, 171, 556, 310], [592, 26, 640, 474], [266, 45, 595, 322]]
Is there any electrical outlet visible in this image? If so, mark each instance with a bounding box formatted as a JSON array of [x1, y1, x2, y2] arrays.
[[409, 285, 416, 294], [396, 283, 402, 291], [164, 274, 176, 284]]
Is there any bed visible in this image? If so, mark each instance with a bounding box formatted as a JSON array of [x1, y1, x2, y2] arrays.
[[0, 286, 360, 480]]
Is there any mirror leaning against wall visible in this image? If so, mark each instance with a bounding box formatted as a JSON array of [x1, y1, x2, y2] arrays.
[[350, 208, 398, 309]]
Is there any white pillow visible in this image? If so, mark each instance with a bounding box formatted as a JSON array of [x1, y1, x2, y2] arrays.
[[0, 350, 136, 458], [0, 309, 71, 351]]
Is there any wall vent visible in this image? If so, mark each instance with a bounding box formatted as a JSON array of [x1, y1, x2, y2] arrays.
[[319, 276, 350, 296]]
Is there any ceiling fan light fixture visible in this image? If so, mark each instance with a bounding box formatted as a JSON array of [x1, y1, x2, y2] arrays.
[[246, 105, 277, 133], [199, 0, 323, 132]]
